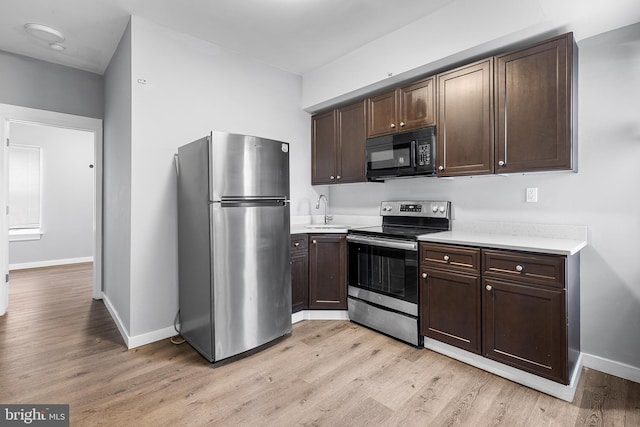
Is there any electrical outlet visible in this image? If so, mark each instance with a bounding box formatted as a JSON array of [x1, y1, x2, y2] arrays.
[[526, 187, 538, 203]]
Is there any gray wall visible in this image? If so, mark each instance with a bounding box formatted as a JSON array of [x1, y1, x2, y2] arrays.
[[9, 122, 94, 266], [103, 20, 133, 333], [0, 50, 104, 119], [102, 16, 315, 344]]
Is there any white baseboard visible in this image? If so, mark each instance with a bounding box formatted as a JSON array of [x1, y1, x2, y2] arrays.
[[582, 353, 640, 384], [9, 256, 93, 270], [424, 338, 583, 402], [128, 325, 178, 349], [292, 310, 349, 324], [101, 293, 130, 347], [101, 293, 177, 349]]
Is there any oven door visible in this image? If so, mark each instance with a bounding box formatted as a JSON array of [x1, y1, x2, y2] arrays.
[[347, 235, 418, 307]]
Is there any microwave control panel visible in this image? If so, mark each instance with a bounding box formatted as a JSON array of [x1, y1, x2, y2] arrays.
[[417, 144, 432, 166]]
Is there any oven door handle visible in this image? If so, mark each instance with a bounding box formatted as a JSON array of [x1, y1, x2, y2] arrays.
[[347, 234, 417, 251]]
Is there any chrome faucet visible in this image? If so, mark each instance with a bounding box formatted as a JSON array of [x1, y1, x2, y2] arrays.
[[315, 194, 328, 224]]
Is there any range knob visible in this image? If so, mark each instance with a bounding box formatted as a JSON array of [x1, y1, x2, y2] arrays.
[[431, 205, 438, 213], [383, 205, 392, 212], [439, 206, 446, 213]]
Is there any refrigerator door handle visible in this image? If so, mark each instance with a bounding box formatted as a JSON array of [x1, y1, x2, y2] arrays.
[[217, 198, 288, 208]]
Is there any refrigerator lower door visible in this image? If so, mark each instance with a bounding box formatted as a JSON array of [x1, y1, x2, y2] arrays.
[[210, 201, 292, 362]]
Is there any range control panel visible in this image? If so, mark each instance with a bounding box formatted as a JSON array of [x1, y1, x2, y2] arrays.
[[380, 201, 451, 218]]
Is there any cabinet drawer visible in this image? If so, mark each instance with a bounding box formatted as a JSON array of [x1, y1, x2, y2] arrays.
[[483, 249, 565, 288], [420, 243, 480, 274], [291, 234, 308, 253]]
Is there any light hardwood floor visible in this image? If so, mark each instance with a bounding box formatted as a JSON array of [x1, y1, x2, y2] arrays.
[[0, 263, 638, 426]]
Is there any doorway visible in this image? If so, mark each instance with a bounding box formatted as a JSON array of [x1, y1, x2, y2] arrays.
[[0, 104, 103, 315]]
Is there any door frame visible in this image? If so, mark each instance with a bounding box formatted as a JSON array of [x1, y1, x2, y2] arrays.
[[0, 104, 103, 314]]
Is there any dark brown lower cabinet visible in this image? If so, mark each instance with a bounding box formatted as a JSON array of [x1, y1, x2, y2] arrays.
[[482, 277, 566, 383], [308, 234, 347, 309], [419, 243, 580, 385], [290, 234, 308, 313], [420, 268, 481, 354]]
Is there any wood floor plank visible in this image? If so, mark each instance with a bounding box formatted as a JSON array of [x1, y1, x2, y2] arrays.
[[1, 264, 639, 426]]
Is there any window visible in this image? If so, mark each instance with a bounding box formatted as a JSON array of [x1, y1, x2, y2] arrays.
[[8, 144, 42, 241]]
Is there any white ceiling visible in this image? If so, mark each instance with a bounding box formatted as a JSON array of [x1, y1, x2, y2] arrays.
[[0, 0, 457, 75]]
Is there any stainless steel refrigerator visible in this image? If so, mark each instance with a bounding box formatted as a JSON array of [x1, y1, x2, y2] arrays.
[[176, 131, 292, 363]]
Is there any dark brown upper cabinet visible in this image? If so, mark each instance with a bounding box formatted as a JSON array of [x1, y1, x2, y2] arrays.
[[366, 76, 435, 138], [311, 109, 336, 185], [495, 33, 576, 173], [311, 100, 366, 185], [436, 59, 494, 177], [337, 101, 367, 183]]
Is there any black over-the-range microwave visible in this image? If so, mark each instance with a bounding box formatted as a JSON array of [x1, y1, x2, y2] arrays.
[[365, 126, 436, 181]]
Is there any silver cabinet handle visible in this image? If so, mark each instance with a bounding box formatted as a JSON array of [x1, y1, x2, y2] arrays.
[[498, 160, 506, 167], [312, 240, 317, 244], [390, 123, 396, 129], [330, 175, 335, 180], [515, 265, 524, 272], [486, 285, 492, 291], [422, 273, 427, 279], [443, 255, 450, 262], [294, 242, 300, 247], [438, 166, 444, 171], [337, 175, 341, 180], [400, 121, 405, 127]]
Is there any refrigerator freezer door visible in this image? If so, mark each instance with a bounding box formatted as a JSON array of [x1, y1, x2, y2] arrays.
[[210, 202, 292, 361], [209, 131, 290, 201]]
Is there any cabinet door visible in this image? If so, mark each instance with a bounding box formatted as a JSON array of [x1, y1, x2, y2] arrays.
[[366, 90, 397, 137], [420, 268, 481, 354], [437, 59, 494, 176], [308, 234, 347, 309], [483, 278, 567, 383], [291, 234, 309, 313], [337, 101, 367, 183], [399, 76, 436, 131], [495, 33, 574, 173], [291, 251, 308, 313], [311, 110, 337, 185]]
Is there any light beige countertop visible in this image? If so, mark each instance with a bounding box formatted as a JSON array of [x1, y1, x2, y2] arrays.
[[290, 214, 380, 235], [418, 220, 588, 255]]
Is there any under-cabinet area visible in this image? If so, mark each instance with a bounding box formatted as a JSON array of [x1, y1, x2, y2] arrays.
[[420, 242, 580, 385]]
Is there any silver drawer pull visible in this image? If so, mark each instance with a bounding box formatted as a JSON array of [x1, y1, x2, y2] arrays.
[[294, 242, 300, 247], [486, 285, 492, 291], [515, 265, 524, 272], [422, 273, 427, 279], [443, 255, 450, 262]]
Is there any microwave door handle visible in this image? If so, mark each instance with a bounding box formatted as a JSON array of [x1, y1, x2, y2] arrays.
[[411, 140, 417, 170]]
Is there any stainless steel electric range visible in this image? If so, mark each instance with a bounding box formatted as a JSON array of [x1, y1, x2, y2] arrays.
[[346, 200, 451, 347]]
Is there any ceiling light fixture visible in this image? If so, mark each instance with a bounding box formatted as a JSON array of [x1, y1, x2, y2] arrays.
[[48, 43, 66, 52], [24, 23, 65, 43]]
